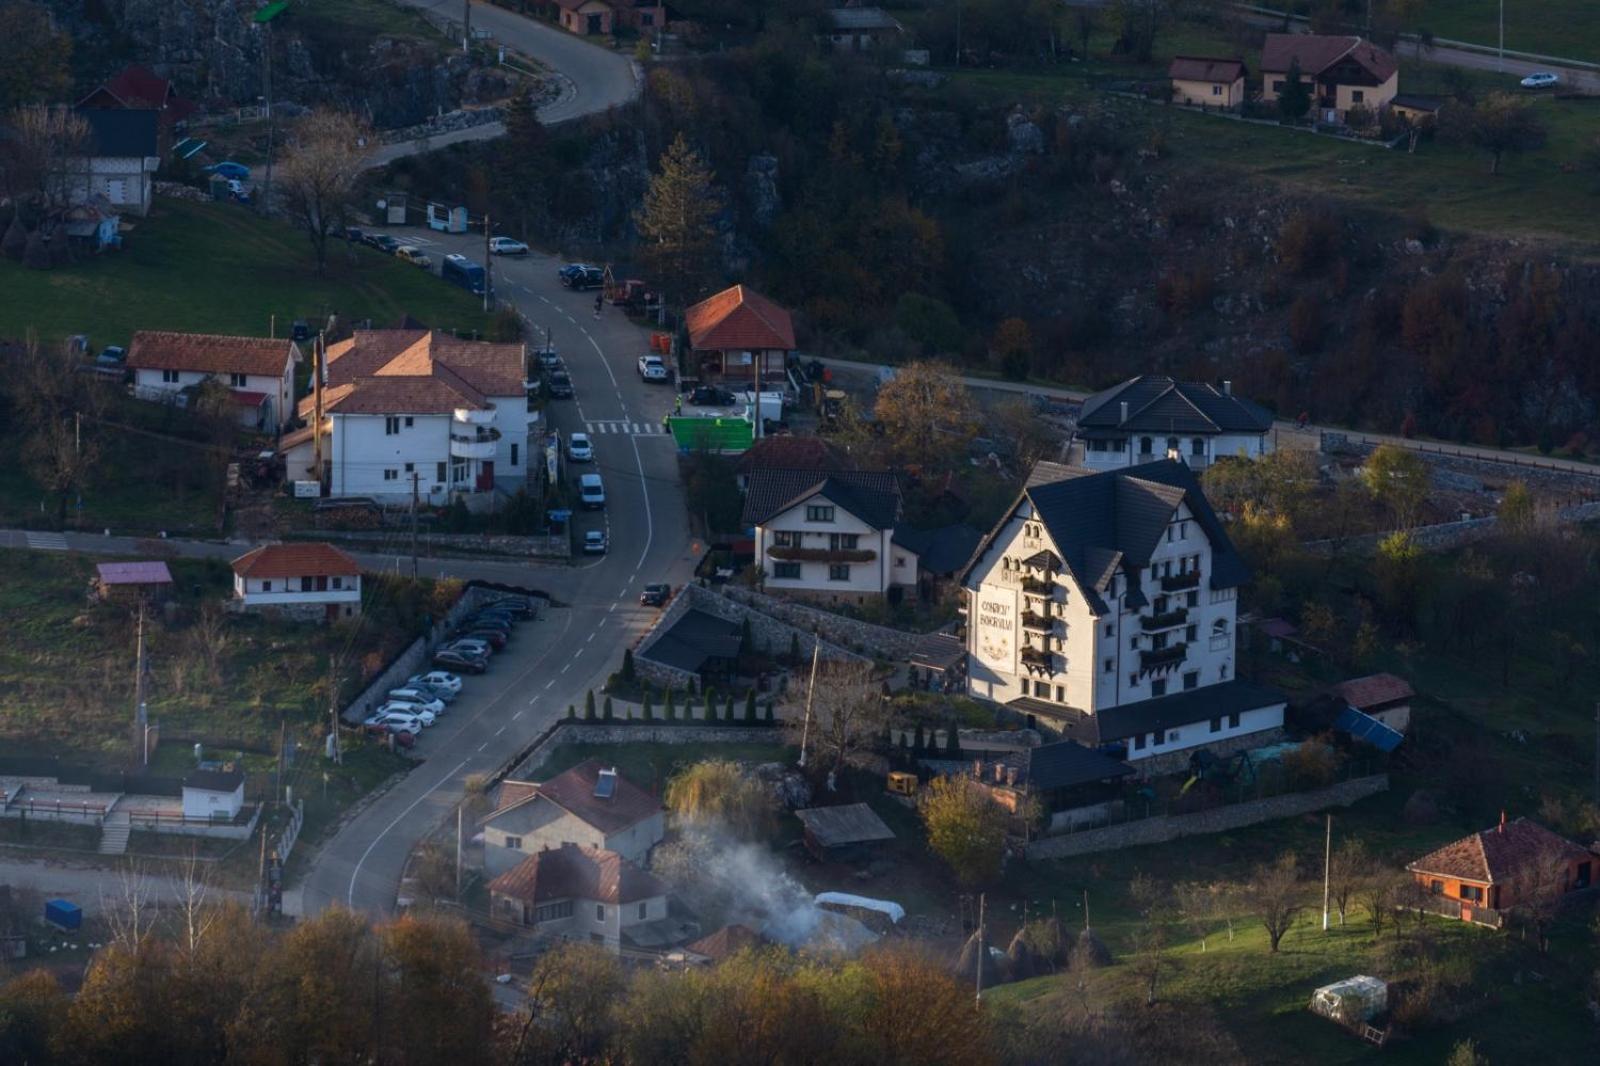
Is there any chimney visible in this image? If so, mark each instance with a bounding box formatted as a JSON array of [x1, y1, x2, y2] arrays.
[[1119, 400, 1129, 424], [1498, 810, 1506, 833], [1222, 379, 1232, 396], [993, 762, 1004, 784]]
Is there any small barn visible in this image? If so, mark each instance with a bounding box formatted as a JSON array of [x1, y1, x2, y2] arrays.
[[795, 803, 895, 862], [92, 561, 174, 604], [182, 768, 244, 820]]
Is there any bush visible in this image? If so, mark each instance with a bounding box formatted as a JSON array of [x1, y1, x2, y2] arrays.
[[762, 702, 774, 724], [621, 647, 636, 683], [642, 688, 655, 721], [602, 696, 614, 721], [1276, 210, 1341, 277], [1288, 293, 1326, 354], [566, 704, 577, 720], [664, 689, 677, 722]]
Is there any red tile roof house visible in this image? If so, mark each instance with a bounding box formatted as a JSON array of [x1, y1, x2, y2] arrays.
[[1167, 56, 1248, 109], [487, 842, 669, 950], [278, 330, 530, 504], [1328, 672, 1414, 733], [1260, 34, 1398, 121], [77, 65, 198, 131], [126, 332, 302, 434], [481, 760, 665, 876], [1406, 816, 1596, 925], [230, 542, 362, 622], [684, 285, 796, 387]]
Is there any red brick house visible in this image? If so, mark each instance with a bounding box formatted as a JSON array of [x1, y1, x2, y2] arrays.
[[554, 0, 614, 36], [1406, 816, 1595, 923], [684, 285, 795, 385]]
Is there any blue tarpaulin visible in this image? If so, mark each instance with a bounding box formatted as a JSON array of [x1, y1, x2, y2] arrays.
[[45, 899, 81, 931], [1333, 705, 1403, 752]]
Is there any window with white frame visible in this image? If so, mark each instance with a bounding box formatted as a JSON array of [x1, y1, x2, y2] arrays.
[[230, 373, 248, 387], [805, 505, 835, 522], [828, 564, 851, 582], [162, 369, 180, 384]]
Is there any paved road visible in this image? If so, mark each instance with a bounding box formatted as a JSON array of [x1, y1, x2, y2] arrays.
[[366, 0, 639, 168], [297, 235, 692, 915], [812, 355, 1600, 482]]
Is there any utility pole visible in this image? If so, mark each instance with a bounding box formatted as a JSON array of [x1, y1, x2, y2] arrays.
[[276, 717, 287, 806], [329, 667, 343, 767], [796, 643, 820, 768], [409, 471, 420, 579], [483, 213, 493, 313], [463, 0, 472, 54], [259, 15, 276, 216], [1321, 813, 1332, 932], [752, 336, 763, 441], [456, 804, 464, 899], [132, 603, 148, 766], [974, 891, 985, 1004]]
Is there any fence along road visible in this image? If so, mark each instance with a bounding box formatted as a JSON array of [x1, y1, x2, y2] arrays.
[[364, 0, 640, 169]]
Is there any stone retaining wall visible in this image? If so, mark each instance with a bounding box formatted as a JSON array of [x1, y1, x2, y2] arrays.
[[512, 722, 783, 778], [714, 585, 927, 660], [311, 530, 569, 559], [1024, 774, 1388, 860], [1303, 501, 1600, 557]]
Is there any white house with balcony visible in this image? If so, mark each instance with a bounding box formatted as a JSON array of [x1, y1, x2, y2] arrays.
[[1074, 376, 1275, 471], [961, 458, 1285, 771], [487, 843, 671, 952], [126, 331, 301, 433], [277, 330, 532, 504], [230, 542, 362, 622], [62, 109, 160, 216], [741, 468, 905, 604]]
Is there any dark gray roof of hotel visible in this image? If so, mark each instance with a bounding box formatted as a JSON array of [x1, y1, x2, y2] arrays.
[[892, 523, 983, 576], [741, 468, 900, 529], [1078, 376, 1274, 436]]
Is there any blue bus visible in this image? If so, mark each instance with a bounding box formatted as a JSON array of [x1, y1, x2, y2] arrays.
[[442, 253, 486, 296]]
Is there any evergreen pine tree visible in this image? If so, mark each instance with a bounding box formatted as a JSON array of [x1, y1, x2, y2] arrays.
[[913, 724, 927, 755], [621, 647, 637, 684], [763, 702, 774, 724], [704, 687, 718, 724], [745, 690, 758, 723], [635, 132, 724, 312], [585, 690, 597, 717], [733, 692, 745, 724], [739, 616, 753, 657], [788, 633, 801, 664], [603, 696, 614, 721], [567, 704, 577, 720], [945, 719, 961, 757], [665, 689, 677, 722], [642, 688, 654, 721]]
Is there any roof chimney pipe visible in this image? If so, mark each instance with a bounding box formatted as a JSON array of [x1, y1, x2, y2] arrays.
[[1222, 380, 1232, 396], [1119, 400, 1129, 424]]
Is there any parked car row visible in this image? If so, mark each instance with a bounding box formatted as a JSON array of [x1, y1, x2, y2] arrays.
[[558, 262, 605, 290], [364, 597, 535, 745]]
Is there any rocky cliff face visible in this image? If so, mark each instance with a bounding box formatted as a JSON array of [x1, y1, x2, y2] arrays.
[[46, 0, 511, 129]]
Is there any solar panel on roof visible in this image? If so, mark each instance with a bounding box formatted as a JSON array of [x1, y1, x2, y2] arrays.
[[1332, 706, 1403, 753], [593, 769, 617, 799]]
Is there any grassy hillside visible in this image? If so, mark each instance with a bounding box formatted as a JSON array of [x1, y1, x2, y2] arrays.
[[0, 197, 494, 348]]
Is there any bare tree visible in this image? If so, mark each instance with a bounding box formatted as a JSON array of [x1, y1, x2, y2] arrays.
[[169, 848, 218, 962], [1357, 872, 1402, 940], [1, 103, 90, 209], [786, 659, 890, 785], [1175, 882, 1216, 951], [192, 603, 231, 689], [100, 861, 154, 949], [1329, 838, 1375, 927], [277, 110, 372, 275], [1250, 852, 1305, 952], [1518, 844, 1577, 953]]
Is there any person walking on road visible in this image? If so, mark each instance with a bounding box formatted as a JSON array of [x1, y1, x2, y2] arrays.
[[593, 293, 603, 319]]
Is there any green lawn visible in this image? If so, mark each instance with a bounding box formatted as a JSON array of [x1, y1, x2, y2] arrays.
[[1401, 0, 1600, 64], [0, 197, 494, 349], [533, 740, 794, 793], [290, 0, 443, 44]]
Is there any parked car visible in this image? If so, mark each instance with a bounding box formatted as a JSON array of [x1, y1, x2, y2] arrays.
[[290, 319, 311, 343], [578, 473, 606, 510], [482, 596, 535, 617], [433, 649, 487, 673], [535, 347, 562, 370], [386, 689, 446, 715], [344, 226, 365, 243], [1520, 71, 1560, 89], [562, 265, 605, 290], [206, 161, 250, 180], [463, 614, 513, 633], [489, 237, 530, 255], [364, 711, 423, 735], [639, 582, 672, 607], [547, 371, 574, 399], [407, 671, 462, 698], [690, 385, 735, 406], [445, 637, 497, 658], [377, 702, 435, 726], [583, 530, 608, 555], [396, 246, 432, 268], [95, 345, 127, 368], [456, 628, 508, 650], [567, 432, 594, 462], [557, 262, 593, 283], [367, 234, 401, 254], [364, 722, 416, 747], [637, 354, 669, 382]]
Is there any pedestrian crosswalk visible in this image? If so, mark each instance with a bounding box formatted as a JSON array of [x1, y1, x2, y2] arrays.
[[584, 420, 668, 436], [24, 531, 68, 551]]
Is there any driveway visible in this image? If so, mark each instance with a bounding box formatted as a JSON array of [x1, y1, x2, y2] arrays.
[[366, 0, 639, 168]]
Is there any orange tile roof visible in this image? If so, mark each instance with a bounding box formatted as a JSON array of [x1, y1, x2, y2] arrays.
[[684, 923, 767, 960], [319, 330, 523, 415], [1329, 673, 1414, 711], [685, 285, 795, 352], [489, 759, 661, 834], [127, 331, 297, 378], [1407, 817, 1593, 884], [487, 843, 665, 905], [231, 542, 361, 579], [1168, 56, 1247, 83]]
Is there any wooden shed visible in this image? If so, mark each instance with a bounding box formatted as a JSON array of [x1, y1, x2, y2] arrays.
[[795, 803, 895, 863]]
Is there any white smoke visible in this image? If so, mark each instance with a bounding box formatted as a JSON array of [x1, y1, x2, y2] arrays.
[[655, 828, 828, 946]]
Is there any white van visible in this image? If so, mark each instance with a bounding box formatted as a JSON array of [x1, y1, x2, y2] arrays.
[[579, 473, 606, 510]]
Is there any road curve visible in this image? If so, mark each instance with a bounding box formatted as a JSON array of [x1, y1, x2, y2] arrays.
[[366, 0, 639, 168]]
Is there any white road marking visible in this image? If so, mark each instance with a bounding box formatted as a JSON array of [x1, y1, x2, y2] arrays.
[[538, 295, 551, 304], [560, 662, 571, 674], [478, 742, 489, 752], [544, 680, 555, 689], [586, 632, 596, 643], [513, 709, 524, 719], [495, 725, 507, 736], [346, 756, 471, 907]]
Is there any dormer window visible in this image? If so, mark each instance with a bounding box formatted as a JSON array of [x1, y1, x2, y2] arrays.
[[805, 505, 835, 522]]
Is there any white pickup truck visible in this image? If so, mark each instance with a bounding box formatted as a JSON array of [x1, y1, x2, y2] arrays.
[[637, 354, 669, 382]]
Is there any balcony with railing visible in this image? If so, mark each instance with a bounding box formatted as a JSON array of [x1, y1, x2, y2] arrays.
[[1139, 643, 1188, 672], [1020, 647, 1054, 672], [453, 407, 496, 426], [1160, 570, 1201, 592], [767, 545, 877, 563], [450, 427, 501, 459], [1021, 576, 1054, 596], [1020, 611, 1054, 634], [1140, 607, 1188, 632]]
